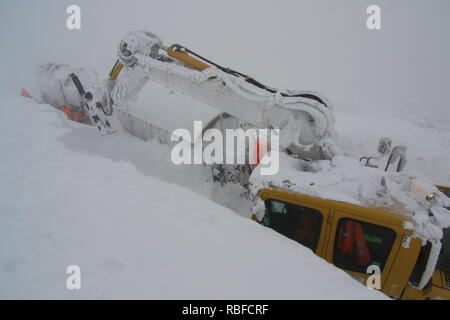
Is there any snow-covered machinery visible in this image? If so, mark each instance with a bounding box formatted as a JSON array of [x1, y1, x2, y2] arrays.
[[113, 32, 340, 156], [35, 31, 341, 182], [32, 31, 450, 299]]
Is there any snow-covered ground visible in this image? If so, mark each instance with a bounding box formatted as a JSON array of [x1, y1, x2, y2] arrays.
[[2, 77, 450, 299], [0, 95, 389, 299], [335, 112, 450, 187], [2, 71, 450, 299]]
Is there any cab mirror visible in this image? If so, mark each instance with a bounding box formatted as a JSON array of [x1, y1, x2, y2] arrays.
[[385, 145, 407, 172]]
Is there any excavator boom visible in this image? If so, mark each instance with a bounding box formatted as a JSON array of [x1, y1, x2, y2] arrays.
[[35, 31, 340, 160], [109, 31, 340, 160]]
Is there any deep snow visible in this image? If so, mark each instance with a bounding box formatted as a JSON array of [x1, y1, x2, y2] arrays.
[[1, 0, 450, 301], [0, 95, 387, 299]]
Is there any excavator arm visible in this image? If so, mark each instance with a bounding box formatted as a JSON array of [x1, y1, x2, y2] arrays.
[[34, 31, 341, 160], [107, 31, 341, 160]]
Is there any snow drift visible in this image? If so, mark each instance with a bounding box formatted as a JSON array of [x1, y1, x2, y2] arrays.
[[0, 95, 386, 299]]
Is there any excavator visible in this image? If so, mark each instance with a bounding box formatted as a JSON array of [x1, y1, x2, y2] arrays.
[[31, 31, 450, 299]]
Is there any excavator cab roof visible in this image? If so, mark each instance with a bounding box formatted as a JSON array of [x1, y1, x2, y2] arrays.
[[250, 152, 450, 244]]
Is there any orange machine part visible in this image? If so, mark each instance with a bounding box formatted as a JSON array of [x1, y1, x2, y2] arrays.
[[167, 47, 210, 71]]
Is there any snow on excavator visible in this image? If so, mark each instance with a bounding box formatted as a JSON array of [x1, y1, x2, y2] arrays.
[[30, 31, 450, 299]]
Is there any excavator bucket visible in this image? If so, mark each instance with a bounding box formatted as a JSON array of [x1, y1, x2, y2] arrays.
[[34, 64, 117, 135]]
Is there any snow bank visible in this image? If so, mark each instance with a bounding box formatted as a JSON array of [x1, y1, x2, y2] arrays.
[[0, 96, 386, 299]]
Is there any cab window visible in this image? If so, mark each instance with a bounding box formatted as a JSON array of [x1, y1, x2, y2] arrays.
[[410, 241, 432, 287], [333, 218, 396, 273], [264, 199, 323, 252]]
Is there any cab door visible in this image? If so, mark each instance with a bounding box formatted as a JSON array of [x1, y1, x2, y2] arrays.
[[323, 209, 405, 289]]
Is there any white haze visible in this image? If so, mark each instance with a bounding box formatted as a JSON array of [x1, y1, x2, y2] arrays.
[[1, 0, 450, 123]]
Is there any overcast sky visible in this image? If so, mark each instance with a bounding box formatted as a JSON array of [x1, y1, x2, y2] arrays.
[[1, 0, 449, 122]]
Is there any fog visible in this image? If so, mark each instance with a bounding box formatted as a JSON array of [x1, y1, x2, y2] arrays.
[[1, 0, 449, 122]]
